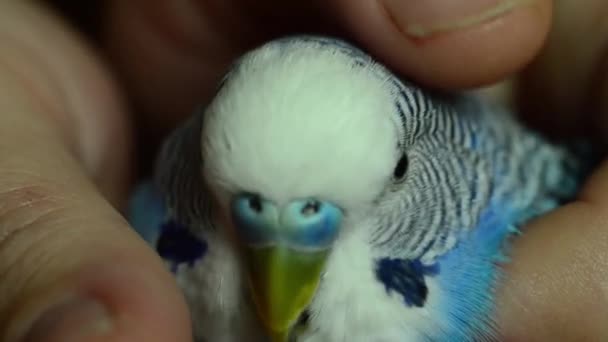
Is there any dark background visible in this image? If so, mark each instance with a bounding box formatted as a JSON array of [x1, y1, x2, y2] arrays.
[[45, 0, 102, 38]]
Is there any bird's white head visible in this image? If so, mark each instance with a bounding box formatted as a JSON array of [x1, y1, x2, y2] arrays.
[[200, 37, 401, 341], [202, 39, 401, 208]]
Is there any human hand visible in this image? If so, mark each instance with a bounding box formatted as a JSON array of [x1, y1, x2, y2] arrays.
[[495, 1, 608, 340], [0, 0, 604, 341]]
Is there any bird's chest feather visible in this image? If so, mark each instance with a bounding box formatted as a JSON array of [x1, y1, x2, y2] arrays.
[[295, 205, 516, 342], [153, 207, 515, 342], [133, 183, 522, 342], [295, 232, 442, 342]]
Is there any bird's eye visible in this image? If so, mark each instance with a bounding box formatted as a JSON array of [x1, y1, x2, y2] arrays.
[[393, 153, 408, 179]]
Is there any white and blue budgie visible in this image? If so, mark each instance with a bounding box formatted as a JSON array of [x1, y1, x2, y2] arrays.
[[129, 36, 591, 342]]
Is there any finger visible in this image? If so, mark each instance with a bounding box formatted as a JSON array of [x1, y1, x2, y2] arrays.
[[516, 0, 608, 141], [499, 4, 608, 341], [0, 2, 190, 341], [499, 3, 608, 336], [332, 0, 553, 88], [496, 163, 608, 340], [103, 0, 553, 137]]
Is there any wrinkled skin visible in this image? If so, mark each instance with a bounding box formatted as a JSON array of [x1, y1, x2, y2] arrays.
[[0, 1, 606, 341]]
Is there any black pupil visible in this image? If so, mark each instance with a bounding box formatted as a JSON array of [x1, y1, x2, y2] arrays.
[[393, 154, 408, 179], [248, 195, 263, 212]]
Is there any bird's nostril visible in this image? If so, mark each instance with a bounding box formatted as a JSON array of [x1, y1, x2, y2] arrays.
[[248, 195, 263, 213], [301, 201, 321, 216]]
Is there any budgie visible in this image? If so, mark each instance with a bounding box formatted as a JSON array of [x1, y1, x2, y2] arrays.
[[128, 35, 591, 342]]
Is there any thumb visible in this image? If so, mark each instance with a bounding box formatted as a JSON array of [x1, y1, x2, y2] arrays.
[[0, 3, 190, 341], [495, 0, 608, 339]]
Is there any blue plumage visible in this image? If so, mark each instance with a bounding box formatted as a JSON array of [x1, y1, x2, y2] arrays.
[[128, 182, 166, 245], [432, 203, 520, 341]]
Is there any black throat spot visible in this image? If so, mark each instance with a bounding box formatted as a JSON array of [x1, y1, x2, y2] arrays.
[[374, 257, 439, 307], [156, 220, 208, 272]]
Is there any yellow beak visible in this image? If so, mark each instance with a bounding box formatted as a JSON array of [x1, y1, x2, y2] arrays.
[[230, 195, 343, 341], [244, 246, 329, 342]]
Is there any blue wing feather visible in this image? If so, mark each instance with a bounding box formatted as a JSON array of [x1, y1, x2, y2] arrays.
[[435, 162, 590, 341], [128, 181, 167, 245], [434, 202, 519, 341]]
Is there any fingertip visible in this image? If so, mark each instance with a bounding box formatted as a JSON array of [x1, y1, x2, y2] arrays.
[[7, 236, 192, 342], [494, 201, 608, 340], [74, 258, 193, 342], [0, 2, 190, 341], [334, 0, 553, 89]]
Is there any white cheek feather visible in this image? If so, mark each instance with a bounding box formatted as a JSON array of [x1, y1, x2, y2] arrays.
[[301, 217, 445, 342], [175, 228, 262, 341], [201, 40, 399, 206]]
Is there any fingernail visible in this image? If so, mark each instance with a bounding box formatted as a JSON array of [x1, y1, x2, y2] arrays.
[[22, 296, 113, 342], [384, 0, 535, 38]]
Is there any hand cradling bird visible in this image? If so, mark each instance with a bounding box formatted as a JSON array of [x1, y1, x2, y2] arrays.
[[128, 36, 593, 342]]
